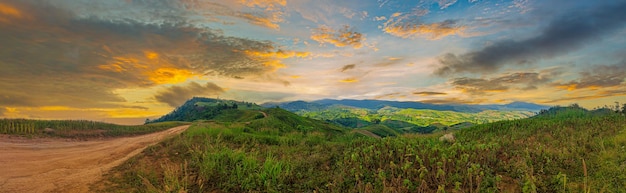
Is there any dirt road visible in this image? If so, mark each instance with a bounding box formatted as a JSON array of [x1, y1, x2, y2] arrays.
[[0, 125, 189, 193]]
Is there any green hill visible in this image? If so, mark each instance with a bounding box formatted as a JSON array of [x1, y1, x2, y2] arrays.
[[147, 97, 262, 123], [97, 102, 626, 192], [298, 105, 533, 134]]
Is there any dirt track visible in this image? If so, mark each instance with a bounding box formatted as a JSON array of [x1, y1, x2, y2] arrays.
[[0, 125, 189, 193]]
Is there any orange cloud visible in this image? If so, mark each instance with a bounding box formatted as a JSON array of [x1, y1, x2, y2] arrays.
[[382, 10, 465, 40], [144, 51, 159, 60], [311, 25, 365, 49], [0, 3, 27, 23], [236, 0, 286, 29], [556, 84, 578, 91], [238, 13, 282, 29], [239, 0, 286, 10], [384, 21, 466, 40], [147, 67, 194, 84], [339, 77, 359, 83], [243, 49, 309, 71]]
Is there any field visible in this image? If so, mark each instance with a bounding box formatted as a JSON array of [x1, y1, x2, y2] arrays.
[[97, 106, 626, 192], [0, 119, 188, 138], [299, 106, 534, 127]]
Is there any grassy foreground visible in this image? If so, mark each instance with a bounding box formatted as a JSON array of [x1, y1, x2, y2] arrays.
[[0, 119, 188, 138], [98, 107, 626, 192]]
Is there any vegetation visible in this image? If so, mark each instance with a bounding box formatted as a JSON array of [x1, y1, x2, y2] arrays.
[[0, 119, 187, 138], [98, 104, 626, 192], [299, 105, 533, 132], [147, 97, 261, 123]]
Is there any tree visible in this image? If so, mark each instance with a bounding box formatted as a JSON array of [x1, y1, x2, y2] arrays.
[[622, 103, 626, 114]]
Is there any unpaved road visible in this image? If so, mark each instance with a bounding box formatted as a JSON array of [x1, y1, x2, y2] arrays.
[[0, 125, 189, 193]]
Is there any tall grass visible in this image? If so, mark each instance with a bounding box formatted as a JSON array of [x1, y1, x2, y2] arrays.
[[0, 119, 188, 138], [99, 108, 626, 192]]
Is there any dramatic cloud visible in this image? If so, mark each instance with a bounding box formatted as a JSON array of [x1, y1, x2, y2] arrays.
[[160, 0, 286, 29], [554, 62, 626, 91], [413, 91, 447, 96], [340, 64, 356, 72], [155, 82, 225, 107], [435, 1, 626, 76], [311, 25, 365, 49], [383, 9, 465, 40], [451, 70, 561, 94], [0, 0, 300, 109]]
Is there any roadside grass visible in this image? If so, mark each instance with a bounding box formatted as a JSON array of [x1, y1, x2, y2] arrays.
[[98, 108, 626, 192], [0, 119, 188, 138]]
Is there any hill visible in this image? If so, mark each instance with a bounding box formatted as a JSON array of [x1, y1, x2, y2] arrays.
[[283, 104, 533, 134], [147, 97, 262, 123], [97, 105, 626, 192], [264, 99, 549, 113]]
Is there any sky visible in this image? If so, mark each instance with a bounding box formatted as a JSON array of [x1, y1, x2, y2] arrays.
[[1, 0, 625, 124]]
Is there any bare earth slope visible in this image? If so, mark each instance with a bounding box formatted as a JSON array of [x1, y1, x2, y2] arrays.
[[0, 125, 189, 193]]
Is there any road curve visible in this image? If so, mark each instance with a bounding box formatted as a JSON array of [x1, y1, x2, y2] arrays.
[[0, 125, 190, 193]]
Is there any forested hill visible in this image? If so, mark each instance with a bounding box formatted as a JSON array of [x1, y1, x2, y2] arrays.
[[263, 99, 549, 113], [147, 97, 261, 123]]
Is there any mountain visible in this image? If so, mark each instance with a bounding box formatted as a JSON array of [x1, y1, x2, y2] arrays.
[[261, 99, 543, 133], [147, 97, 262, 123], [147, 97, 346, 134], [263, 99, 549, 113]]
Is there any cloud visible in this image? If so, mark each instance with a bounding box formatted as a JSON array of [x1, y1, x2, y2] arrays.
[[311, 25, 365, 49], [374, 92, 404, 99], [435, 1, 626, 76], [339, 77, 359, 83], [340, 64, 356, 72], [0, 0, 301, 109], [413, 91, 448, 96], [382, 9, 466, 40], [0, 107, 5, 116], [154, 82, 225, 107], [437, 0, 458, 9], [451, 70, 562, 94], [374, 16, 387, 21], [162, 0, 286, 29], [554, 62, 626, 91]]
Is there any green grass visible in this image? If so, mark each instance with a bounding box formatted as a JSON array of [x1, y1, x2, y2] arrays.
[[300, 105, 534, 129], [97, 106, 626, 192], [0, 119, 188, 138]]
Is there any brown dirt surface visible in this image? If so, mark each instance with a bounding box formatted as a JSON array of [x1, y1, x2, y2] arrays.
[[0, 125, 190, 193]]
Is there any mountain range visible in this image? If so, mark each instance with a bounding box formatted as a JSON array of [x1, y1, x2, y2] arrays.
[[262, 99, 549, 113]]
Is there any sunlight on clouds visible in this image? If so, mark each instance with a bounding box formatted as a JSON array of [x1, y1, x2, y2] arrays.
[[243, 50, 309, 71], [240, 0, 286, 9], [239, 13, 282, 29], [144, 51, 159, 60], [311, 25, 365, 49], [384, 21, 466, 40], [147, 68, 195, 84], [340, 77, 359, 83], [237, 0, 286, 29], [0, 3, 25, 23]]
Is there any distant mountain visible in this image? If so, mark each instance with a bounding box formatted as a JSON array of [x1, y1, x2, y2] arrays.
[[263, 99, 549, 113]]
